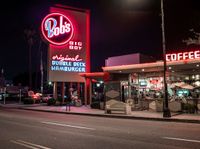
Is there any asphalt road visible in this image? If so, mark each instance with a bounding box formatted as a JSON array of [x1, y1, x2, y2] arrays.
[[0, 107, 199, 149]]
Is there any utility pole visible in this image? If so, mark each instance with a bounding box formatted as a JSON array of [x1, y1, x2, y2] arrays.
[[161, 0, 171, 117]]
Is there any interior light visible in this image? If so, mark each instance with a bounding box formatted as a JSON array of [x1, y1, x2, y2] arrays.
[[96, 83, 100, 87], [99, 81, 104, 84]]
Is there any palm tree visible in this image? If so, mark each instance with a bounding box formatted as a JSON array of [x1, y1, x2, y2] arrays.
[[183, 29, 200, 45], [24, 28, 35, 90]]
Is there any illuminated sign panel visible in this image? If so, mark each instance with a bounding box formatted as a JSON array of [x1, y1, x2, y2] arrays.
[[166, 50, 200, 62], [41, 13, 74, 45], [42, 6, 90, 82]]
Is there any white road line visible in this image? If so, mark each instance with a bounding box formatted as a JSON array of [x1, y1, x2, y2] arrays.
[[11, 140, 52, 149], [41, 121, 95, 130], [11, 140, 38, 149], [163, 137, 200, 143]]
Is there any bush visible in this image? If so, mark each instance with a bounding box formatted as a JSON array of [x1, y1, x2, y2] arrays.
[[47, 98, 56, 106], [23, 98, 34, 104], [57, 97, 63, 103]]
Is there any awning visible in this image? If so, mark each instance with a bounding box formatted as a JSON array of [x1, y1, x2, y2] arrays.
[[102, 59, 200, 73]]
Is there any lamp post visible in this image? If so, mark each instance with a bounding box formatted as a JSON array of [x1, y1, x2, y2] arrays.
[[161, 0, 171, 117]]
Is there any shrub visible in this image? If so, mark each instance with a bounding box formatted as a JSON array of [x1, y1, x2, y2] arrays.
[[23, 98, 34, 104], [57, 97, 63, 103], [47, 98, 56, 106]]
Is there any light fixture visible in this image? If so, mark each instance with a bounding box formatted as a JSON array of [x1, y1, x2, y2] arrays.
[[196, 64, 199, 67], [99, 81, 104, 84], [96, 83, 100, 87], [142, 69, 145, 72], [168, 67, 172, 70]]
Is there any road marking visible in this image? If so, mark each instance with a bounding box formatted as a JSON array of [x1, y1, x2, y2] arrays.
[[163, 137, 200, 143], [11, 140, 51, 149], [11, 140, 37, 149], [41, 121, 95, 130]]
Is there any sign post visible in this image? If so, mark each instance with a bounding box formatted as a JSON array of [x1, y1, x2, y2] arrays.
[[19, 89, 22, 103], [3, 87, 6, 104]]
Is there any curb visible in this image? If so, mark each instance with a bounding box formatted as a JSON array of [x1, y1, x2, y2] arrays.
[[19, 107, 200, 124], [0, 103, 44, 109]]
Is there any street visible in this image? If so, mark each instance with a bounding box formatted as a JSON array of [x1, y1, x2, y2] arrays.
[[0, 107, 199, 149]]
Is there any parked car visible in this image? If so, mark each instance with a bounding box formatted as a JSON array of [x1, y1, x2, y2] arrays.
[[41, 94, 53, 103]]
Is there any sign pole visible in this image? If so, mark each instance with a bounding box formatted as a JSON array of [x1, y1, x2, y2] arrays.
[[3, 87, 6, 104], [19, 89, 22, 103]]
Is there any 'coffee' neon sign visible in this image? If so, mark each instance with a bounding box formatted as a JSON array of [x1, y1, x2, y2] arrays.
[[41, 13, 74, 45], [166, 50, 200, 62]]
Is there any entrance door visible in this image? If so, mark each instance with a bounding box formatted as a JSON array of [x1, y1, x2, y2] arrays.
[[121, 81, 129, 102]]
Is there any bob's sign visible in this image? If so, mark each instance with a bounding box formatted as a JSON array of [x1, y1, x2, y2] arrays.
[[166, 50, 200, 62], [41, 13, 74, 45], [42, 6, 90, 82]]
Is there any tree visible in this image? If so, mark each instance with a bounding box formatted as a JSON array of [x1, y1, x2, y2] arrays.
[[24, 28, 36, 90], [183, 29, 200, 45]]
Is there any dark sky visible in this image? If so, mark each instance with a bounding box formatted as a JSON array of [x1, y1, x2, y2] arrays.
[[0, 0, 200, 80]]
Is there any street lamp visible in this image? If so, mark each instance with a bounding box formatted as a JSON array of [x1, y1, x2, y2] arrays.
[[161, 0, 171, 117]]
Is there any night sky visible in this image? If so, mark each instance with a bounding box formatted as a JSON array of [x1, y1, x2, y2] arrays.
[[0, 0, 200, 80]]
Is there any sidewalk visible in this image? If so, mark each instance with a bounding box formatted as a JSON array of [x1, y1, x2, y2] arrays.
[[1, 103, 200, 124]]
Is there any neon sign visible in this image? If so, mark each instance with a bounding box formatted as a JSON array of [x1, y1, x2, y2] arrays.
[[52, 54, 82, 62], [51, 54, 86, 72], [69, 41, 82, 50], [166, 50, 200, 62], [41, 13, 74, 45]]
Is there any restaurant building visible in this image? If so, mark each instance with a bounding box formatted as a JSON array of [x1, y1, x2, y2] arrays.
[[83, 50, 200, 112]]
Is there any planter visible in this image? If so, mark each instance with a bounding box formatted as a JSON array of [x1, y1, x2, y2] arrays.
[[169, 101, 181, 112]]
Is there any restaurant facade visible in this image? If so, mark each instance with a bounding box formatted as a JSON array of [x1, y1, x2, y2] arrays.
[[85, 50, 200, 113], [41, 5, 200, 113]]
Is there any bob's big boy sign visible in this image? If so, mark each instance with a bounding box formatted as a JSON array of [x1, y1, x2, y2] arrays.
[[41, 5, 90, 82], [41, 13, 74, 45]]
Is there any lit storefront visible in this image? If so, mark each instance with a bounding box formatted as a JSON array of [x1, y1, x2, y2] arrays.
[[102, 50, 200, 112]]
